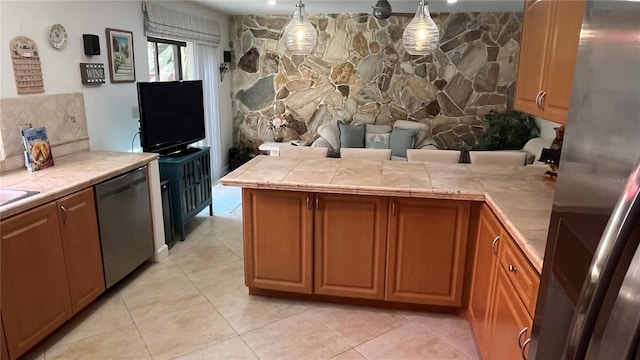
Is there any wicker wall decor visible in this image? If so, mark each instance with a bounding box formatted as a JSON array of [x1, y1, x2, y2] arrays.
[[10, 36, 44, 94]]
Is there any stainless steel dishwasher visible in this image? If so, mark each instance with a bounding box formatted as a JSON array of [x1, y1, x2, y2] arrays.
[[95, 166, 154, 288]]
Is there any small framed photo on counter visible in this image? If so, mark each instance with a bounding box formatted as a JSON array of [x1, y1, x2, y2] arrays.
[[105, 28, 135, 83]]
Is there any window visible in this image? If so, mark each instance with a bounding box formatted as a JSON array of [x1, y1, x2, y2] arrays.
[[147, 37, 187, 81]]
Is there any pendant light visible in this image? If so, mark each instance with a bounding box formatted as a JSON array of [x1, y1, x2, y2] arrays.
[[402, 0, 440, 55], [281, 0, 317, 55]]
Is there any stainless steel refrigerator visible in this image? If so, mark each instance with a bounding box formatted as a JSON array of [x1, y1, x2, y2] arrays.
[[529, 1, 640, 359]]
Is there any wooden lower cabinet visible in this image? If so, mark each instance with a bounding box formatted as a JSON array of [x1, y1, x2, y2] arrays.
[[58, 188, 105, 313], [1, 188, 106, 359], [1, 203, 73, 358], [487, 268, 533, 360], [468, 205, 502, 358], [243, 189, 313, 294], [314, 194, 388, 299], [386, 198, 470, 306]]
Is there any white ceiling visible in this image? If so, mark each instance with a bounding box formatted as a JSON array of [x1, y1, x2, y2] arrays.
[[194, 0, 525, 16]]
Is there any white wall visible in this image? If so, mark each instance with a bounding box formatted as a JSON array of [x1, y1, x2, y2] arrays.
[[1, 1, 233, 172], [1, 1, 148, 152]]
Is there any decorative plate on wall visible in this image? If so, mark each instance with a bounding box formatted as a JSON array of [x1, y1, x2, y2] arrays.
[[49, 24, 68, 49], [9, 36, 44, 94]]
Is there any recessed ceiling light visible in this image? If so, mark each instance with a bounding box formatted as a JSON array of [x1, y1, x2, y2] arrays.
[[447, 0, 458, 3], [267, 0, 276, 5]]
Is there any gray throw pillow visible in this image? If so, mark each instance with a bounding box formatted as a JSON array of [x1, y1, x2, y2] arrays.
[[338, 122, 365, 148], [390, 127, 417, 157]]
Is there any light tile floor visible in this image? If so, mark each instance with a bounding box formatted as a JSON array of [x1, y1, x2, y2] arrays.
[[23, 188, 480, 360]]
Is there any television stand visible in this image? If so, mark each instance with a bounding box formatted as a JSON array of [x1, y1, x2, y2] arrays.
[[158, 146, 212, 241]]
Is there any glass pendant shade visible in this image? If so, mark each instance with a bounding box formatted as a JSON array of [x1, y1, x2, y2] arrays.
[[402, 1, 440, 55], [282, 0, 317, 55]]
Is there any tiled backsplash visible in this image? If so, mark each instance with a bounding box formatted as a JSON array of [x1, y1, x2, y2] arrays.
[[0, 93, 90, 172]]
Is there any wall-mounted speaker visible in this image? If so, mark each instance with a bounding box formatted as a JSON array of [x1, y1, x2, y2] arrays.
[[223, 50, 231, 63], [83, 34, 100, 56]]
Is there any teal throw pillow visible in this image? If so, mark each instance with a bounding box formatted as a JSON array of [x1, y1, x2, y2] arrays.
[[338, 122, 365, 148], [390, 127, 417, 157]]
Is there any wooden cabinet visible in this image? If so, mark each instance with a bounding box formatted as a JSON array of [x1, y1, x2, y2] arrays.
[[467, 205, 539, 359], [314, 194, 388, 299], [386, 198, 470, 306], [1, 189, 105, 359], [487, 268, 533, 360], [242, 189, 313, 294], [467, 205, 502, 358], [514, 0, 586, 124], [1, 203, 73, 358], [57, 188, 105, 313], [243, 190, 472, 307]]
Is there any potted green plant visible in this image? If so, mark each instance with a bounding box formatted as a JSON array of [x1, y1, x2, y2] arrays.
[[476, 110, 540, 150]]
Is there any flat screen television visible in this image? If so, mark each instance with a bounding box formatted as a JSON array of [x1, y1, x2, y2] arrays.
[[137, 80, 206, 155]]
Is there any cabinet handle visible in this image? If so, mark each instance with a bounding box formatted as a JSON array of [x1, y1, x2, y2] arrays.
[[540, 91, 547, 110], [518, 327, 529, 348], [521, 338, 531, 360], [306, 195, 311, 210], [509, 264, 518, 273], [535, 91, 543, 109], [391, 200, 396, 215], [315, 197, 320, 210], [60, 205, 68, 224], [491, 235, 500, 256]]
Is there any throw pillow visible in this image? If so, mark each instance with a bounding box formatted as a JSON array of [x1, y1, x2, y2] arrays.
[[339, 122, 365, 148], [366, 132, 391, 149], [317, 122, 341, 151], [390, 127, 417, 157], [393, 120, 429, 147]]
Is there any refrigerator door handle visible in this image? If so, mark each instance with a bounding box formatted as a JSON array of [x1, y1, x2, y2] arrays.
[[564, 160, 640, 359]]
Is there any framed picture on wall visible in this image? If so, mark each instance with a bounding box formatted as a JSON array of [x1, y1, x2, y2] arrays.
[[105, 28, 135, 83]]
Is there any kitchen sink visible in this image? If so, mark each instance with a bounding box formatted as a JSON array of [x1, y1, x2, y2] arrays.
[[0, 189, 40, 206]]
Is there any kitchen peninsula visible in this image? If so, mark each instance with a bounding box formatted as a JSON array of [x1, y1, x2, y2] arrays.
[[221, 155, 555, 358]]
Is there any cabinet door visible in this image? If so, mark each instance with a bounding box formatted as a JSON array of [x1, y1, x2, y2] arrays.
[[488, 268, 533, 360], [540, 0, 586, 123], [386, 198, 470, 306], [58, 188, 105, 313], [467, 205, 501, 358], [243, 189, 313, 294], [1, 203, 72, 358], [314, 194, 388, 299], [514, 0, 555, 117]]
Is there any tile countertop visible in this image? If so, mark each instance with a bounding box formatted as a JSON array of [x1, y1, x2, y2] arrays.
[[0, 150, 158, 220], [221, 155, 557, 273]]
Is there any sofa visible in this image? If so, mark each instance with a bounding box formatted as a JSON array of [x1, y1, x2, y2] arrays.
[[310, 118, 551, 165], [311, 120, 438, 161]]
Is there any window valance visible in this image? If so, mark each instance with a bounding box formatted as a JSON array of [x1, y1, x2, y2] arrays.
[[142, 1, 220, 47]]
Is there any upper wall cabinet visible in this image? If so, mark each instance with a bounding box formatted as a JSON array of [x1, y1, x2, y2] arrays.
[[514, 0, 586, 124]]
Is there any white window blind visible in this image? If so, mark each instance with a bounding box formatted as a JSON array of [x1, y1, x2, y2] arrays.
[[142, 1, 220, 48]]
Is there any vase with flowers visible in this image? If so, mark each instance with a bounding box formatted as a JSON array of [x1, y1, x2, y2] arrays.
[[269, 116, 288, 142]]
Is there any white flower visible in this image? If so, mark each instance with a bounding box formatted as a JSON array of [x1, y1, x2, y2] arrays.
[[270, 117, 288, 129]]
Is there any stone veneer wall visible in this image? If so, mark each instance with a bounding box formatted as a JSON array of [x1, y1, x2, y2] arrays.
[[230, 12, 522, 150]]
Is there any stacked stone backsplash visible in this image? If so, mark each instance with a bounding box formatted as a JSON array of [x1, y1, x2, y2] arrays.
[[231, 12, 522, 150], [0, 93, 90, 172]]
